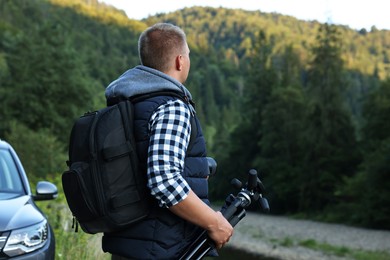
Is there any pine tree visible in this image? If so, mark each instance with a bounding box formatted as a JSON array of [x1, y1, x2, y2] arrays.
[[299, 24, 361, 212], [253, 43, 307, 213], [341, 79, 390, 228], [212, 31, 278, 198]]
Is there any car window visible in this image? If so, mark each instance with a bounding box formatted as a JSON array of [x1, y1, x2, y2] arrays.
[[0, 149, 24, 195]]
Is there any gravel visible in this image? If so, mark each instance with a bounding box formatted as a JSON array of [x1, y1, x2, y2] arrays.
[[227, 212, 390, 260]]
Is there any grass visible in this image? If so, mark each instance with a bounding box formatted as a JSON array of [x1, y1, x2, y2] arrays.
[[299, 239, 350, 257], [35, 174, 110, 260], [266, 237, 390, 260], [279, 237, 294, 247], [298, 239, 390, 260]]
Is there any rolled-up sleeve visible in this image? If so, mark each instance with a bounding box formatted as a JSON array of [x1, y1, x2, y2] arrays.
[[147, 99, 191, 208]]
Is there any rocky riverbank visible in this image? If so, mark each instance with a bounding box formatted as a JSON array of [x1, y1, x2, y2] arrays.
[[226, 213, 390, 260]]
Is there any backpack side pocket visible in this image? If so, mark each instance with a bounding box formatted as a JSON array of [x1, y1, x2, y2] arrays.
[[62, 162, 99, 222]]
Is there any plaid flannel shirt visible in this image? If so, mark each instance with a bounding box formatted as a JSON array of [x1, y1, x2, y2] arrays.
[[147, 99, 192, 208]]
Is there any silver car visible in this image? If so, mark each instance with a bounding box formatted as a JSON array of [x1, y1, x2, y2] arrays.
[[0, 139, 57, 259]]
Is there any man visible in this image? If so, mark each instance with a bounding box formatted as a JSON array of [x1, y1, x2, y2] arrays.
[[102, 23, 233, 259]]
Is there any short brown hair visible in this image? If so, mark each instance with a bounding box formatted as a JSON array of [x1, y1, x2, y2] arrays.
[[138, 23, 187, 72]]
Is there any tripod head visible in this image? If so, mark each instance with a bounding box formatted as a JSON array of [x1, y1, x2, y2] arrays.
[[230, 169, 270, 213]]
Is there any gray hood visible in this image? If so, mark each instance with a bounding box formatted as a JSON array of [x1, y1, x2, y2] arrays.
[[105, 65, 192, 100]]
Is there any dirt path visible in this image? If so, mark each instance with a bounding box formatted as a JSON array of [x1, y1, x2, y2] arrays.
[[227, 212, 390, 260]]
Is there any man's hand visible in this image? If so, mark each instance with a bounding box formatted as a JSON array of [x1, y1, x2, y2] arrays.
[[169, 190, 233, 249], [206, 211, 233, 249]]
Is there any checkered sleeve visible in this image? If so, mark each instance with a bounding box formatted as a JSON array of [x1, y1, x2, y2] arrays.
[[147, 99, 192, 208]]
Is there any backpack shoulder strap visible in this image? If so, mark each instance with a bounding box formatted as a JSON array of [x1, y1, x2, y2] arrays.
[[133, 91, 198, 153], [106, 90, 198, 153]]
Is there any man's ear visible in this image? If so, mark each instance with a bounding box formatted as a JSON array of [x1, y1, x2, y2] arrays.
[[175, 55, 183, 71]]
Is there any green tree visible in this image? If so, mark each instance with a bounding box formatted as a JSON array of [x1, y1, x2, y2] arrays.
[[0, 20, 97, 143], [299, 24, 360, 212], [339, 79, 390, 229], [258, 86, 306, 213], [246, 43, 306, 213], [212, 31, 278, 199], [5, 121, 67, 180]]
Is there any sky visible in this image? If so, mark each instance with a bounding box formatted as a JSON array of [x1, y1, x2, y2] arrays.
[[100, 0, 389, 31]]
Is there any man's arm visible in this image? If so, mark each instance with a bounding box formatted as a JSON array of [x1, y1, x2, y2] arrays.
[[147, 99, 233, 248]]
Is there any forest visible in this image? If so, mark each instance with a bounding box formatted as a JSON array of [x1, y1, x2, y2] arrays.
[[1, 1, 390, 251]]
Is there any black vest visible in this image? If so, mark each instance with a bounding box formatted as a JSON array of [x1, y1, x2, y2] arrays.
[[102, 94, 210, 259]]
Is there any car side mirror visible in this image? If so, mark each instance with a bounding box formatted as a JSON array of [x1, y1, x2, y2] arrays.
[[33, 181, 58, 201]]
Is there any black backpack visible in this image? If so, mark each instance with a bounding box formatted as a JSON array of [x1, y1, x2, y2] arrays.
[[62, 91, 193, 234]]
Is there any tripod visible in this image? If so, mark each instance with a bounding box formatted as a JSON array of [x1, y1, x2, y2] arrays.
[[179, 169, 270, 260]]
